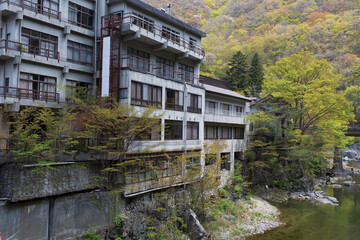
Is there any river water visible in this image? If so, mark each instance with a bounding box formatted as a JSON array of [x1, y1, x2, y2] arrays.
[[247, 186, 360, 240]]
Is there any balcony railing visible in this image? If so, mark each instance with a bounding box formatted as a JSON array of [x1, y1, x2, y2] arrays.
[[1, 0, 61, 20], [205, 107, 245, 117], [122, 13, 205, 57], [0, 86, 59, 102], [122, 54, 204, 87], [0, 39, 60, 61]]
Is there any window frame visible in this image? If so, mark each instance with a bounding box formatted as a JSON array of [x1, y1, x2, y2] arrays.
[[131, 81, 162, 108], [166, 88, 184, 111], [187, 122, 199, 140], [165, 120, 183, 140], [67, 40, 93, 65], [68, 2, 94, 30]]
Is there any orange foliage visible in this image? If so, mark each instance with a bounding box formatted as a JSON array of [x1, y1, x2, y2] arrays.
[[307, 11, 327, 25]]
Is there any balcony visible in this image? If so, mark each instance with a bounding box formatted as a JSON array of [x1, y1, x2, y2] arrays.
[[0, 39, 60, 61], [0, 0, 61, 20], [121, 54, 204, 87], [121, 13, 205, 60], [0, 86, 60, 103], [205, 107, 248, 124]]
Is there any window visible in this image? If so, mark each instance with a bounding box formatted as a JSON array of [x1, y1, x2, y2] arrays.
[[66, 80, 91, 100], [222, 104, 231, 115], [234, 127, 245, 139], [132, 12, 154, 32], [68, 2, 94, 29], [188, 94, 202, 113], [165, 120, 183, 140], [205, 125, 217, 139], [127, 48, 150, 72], [156, 57, 175, 79], [234, 106, 243, 117], [20, 72, 57, 101], [187, 122, 199, 140], [205, 154, 216, 166], [219, 126, 232, 139], [166, 88, 184, 111], [162, 26, 180, 43], [67, 41, 93, 65], [24, 0, 60, 19], [140, 120, 161, 141], [179, 63, 194, 83], [189, 37, 197, 50], [206, 101, 216, 114], [21, 28, 58, 59], [131, 81, 162, 108]]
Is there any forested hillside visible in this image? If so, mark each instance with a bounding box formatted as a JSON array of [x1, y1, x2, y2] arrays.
[[145, 0, 360, 83]]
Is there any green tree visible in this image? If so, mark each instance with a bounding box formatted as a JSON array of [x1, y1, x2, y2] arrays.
[[225, 51, 251, 94], [9, 106, 78, 163], [345, 85, 360, 123], [72, 97, 163, 189], [249, 53, 264, 96], [249, 51, 354, 187]]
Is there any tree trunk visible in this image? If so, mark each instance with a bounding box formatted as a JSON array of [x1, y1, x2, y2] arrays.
[[332, 146, 343, 173]]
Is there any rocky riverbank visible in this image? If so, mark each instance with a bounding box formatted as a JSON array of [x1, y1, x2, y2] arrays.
[[204, 197, 281, 240]]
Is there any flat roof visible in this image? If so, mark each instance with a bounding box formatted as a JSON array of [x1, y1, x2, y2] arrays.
[[204, 84, 252, 102], [108, 0, 207, 37]]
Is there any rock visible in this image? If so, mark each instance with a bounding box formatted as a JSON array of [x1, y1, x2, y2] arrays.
[[187, 209, 207, 240], [343, 181, 356, 186], [308, 192, 316, 198], [327, 196, 339, 203], [342, 150, 360, 161], [330, 184, 343, 189], [316, 198, 338, 206]]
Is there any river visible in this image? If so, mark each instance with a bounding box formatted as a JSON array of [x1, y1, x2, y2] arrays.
[[246, 186, 360, 240]]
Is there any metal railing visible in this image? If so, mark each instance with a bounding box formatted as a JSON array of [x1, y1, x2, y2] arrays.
[[122, 13, 205, 57], [0, 86, 59, 102], [122, 54, 204, 87], [1, 0, 61, 20], [0, 39, 60, 60]]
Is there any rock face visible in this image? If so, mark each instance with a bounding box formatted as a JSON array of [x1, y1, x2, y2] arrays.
[[187, 209, 208, 240], [289, 191, 339, 206], [342, 150, 360, 161]]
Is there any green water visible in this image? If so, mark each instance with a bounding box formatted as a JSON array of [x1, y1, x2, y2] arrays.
[[247, 187, 360, 240]]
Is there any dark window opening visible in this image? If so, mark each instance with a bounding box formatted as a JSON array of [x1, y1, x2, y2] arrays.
[[165, 120, 182, 140], [166, 88, 184, 111]]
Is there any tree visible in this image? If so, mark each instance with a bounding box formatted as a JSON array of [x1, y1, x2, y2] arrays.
[[249, 51, 354, 187], [345, 85, 360, 123], [71, 97, 163, 189], [225, 51, 251, 94], [249, 53, 264, 96], [9, 106, 78, 163]]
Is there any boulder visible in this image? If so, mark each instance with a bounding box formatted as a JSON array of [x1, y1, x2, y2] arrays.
[[343, 181, 356, 186], [187, 209, 208, 240], [342, 150, 360, 161], [330, 184, 343, 189]]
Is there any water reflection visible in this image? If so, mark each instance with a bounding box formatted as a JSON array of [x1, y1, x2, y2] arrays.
[[246, 187, 360, 240]]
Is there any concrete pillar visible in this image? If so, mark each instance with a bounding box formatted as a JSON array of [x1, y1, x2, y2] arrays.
[[0, 110, 9, 150]]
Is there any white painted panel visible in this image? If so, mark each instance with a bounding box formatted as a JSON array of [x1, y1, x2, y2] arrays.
[[101, 37, 111, 97]]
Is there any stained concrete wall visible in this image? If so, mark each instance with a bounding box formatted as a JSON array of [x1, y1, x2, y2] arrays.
[[0, 191, 117, 240]]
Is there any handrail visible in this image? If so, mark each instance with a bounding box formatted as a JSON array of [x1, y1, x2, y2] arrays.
[[1, 0, 61, 20], [121, 54, 204, 87], [122, 13, 205, 57], [0, 86, 59, 103], [0, 39, 60, 61]]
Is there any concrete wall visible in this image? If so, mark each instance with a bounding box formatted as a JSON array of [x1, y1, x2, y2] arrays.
[[0, 191, 116, 240]]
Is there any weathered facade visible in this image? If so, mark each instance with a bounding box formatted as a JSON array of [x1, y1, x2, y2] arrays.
[[0, 0, 251, 239]]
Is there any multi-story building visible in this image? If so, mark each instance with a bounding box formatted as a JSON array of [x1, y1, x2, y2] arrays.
[[0, 0, 251, 239]]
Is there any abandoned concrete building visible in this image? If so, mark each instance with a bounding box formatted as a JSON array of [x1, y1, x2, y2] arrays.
[[0, 0, 251, 239]]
